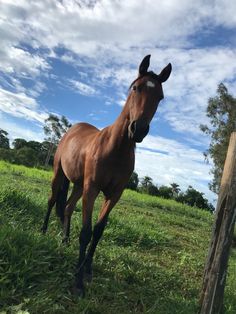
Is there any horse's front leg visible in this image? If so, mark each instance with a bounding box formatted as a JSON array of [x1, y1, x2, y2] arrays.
[[74, 185, 99, 297], [84, 191, 122, 282]]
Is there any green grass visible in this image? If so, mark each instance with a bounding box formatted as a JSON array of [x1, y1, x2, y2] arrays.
[[0, 160, 235, 313]]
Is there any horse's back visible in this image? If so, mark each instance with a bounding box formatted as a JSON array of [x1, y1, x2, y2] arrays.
[[54, 123, 99, 182], [59, 123, 99, 147]]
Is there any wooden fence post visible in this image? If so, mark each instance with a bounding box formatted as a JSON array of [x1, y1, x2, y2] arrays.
[[199, 132, 236, 314]]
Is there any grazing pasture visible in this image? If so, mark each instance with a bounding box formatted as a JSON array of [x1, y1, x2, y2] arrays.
[[0, 160, 235, 313]]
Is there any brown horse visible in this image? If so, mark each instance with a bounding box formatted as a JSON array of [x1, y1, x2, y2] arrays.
[[41, 55, 171, 296]]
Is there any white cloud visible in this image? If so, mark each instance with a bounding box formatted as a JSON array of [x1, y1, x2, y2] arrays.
[[213, 0, 236, 28], [0, 87, 48, 123], [158, 47, 236, 135], [0, 112, 44, 143], [68, 79, 97, 96], [1, 1, 235, 59], [135, 134, 216, 203], [28, 81, 47, 98], [0, 46, 49, 77]]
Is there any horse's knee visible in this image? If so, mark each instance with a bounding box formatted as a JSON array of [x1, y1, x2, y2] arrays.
[[64, 206, 73, 218]]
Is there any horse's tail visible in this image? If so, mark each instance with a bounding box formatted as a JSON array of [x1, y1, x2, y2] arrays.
[[55, 165, 70, 224]]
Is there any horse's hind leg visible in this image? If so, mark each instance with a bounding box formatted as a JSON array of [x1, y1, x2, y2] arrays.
[[41, 164, 64, 233], [62, 183, 83, 243]]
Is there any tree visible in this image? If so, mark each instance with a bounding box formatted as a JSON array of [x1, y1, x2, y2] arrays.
[[11, 139, 44, 167], [12, 138, 28, 150], [176, 186, 214, 212], [147, 184, 159, 196], [39, 140, 56, 166], [182, 186, 208, 208], [158, 185, 173, 199], [0, 148, 15, 162], [200, 83, 236, 193], [43, 114, 72, 166], [139, 176, 159, 196], [15, 147, 38, 167], [170, 182, 181, 198], [140, 176, 153, 190], [0, 129, 10, 149], [126, 171, 139, 190], [44, 114, 72, 144], [27, 141, 42, 153]]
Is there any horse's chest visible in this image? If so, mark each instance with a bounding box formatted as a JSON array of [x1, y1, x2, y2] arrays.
[[98, 154, 133, 171], [93, 155, 134, 186]]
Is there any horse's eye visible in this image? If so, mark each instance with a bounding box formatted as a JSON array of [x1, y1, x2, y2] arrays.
[[133, 85, 142, 92], [137, 85, 142, 92]]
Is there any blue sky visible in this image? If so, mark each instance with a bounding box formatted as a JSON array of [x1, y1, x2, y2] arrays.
[[1, 0, 236, 204]]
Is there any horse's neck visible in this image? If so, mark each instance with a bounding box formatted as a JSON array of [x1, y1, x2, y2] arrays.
[[107, 100, 134, 152]]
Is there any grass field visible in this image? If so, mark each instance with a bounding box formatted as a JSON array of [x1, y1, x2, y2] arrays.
[[0, 160, 235, 313]]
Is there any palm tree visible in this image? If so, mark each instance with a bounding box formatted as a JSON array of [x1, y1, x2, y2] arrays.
[[170, 182, 181, 198]]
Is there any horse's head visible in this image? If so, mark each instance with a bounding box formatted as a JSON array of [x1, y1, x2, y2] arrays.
[[128, 55, 172, 143]]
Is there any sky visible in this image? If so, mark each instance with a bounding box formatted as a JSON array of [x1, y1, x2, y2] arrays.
[[1, 0, 236, 204]]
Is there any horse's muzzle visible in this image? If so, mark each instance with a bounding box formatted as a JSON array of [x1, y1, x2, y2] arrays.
[[128, 120, 150, 143]]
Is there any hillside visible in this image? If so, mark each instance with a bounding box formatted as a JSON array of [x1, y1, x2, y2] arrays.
[[0, 160, 235, 314]]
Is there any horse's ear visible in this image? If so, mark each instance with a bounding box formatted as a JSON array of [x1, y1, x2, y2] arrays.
[[158, 63, 172, 83], [139, 55, 151, 75]]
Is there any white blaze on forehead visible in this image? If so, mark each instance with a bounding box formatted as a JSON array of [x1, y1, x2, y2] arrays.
[[146, 81, 155, 88]]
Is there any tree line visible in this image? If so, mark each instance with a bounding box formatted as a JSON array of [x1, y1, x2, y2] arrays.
[[0, 114, 71, 168], [127, 172, 214, 212]]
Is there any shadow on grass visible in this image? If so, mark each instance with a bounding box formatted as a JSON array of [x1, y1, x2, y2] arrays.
[[0, 188, 49, 231]]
